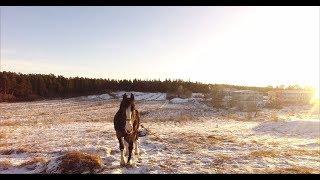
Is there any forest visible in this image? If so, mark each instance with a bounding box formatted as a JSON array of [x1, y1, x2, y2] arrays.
[[0, 71, 300, 102]]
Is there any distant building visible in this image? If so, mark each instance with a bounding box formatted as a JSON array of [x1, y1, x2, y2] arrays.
[[221, 88, 237, 108], [267, 89, 313, 104], [230, 90, 264, 111]]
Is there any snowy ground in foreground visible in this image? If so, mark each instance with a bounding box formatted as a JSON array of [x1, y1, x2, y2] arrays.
[[0, 92, 319, 174]]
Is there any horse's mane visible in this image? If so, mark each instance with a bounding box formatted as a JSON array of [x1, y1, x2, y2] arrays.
[[119, 100, 127, 110]]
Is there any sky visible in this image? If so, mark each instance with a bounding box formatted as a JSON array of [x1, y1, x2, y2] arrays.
[[0, 6, 319, 88]]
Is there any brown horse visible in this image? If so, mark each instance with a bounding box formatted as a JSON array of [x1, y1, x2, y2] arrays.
[[114, 93, 140, 166]]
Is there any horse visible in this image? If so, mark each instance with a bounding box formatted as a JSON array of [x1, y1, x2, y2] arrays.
[[114, 93, 140, 166]]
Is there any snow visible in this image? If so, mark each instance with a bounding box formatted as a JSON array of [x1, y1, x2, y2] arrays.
[[169, 98, 189, 104], [191, 93, 204, 98], [169, 97, 205, 106], [45, 157, 60, 173], [253, 120, 320, 139], [113, 92, 167, 101], [0, 94, 319, 174], [67, 92, 167, 102]]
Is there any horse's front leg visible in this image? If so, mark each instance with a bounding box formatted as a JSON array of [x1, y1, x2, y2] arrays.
[[117, 135, 125, 166], [134, 139, 140, 155], [124, 140, 129, 156], [127, 141, 134, 165]]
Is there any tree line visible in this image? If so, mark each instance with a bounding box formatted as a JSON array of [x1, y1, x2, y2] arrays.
[[0, 71, 304, 102], [0, 71, 211, 102]]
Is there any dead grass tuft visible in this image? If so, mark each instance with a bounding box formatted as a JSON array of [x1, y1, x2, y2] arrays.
[[207, 134, 236, 144], [225, 113, 243, 121], [245, 148, 319, 160], [149, 135, 163, 142], [0, 160, 13, 170], [37, 112, 47, 116], [212, 154, 232, 166], [283, 149, 320, 157], [271, 112, 279, 122], [0, 120, 20, 126], [0, 132, 5, 139], [168, 115, 193, 124], [151, 115, 194, 123], [249, 150, 278, 158], [18, 157, 47, 170], [268, 166, 319, 174], [0, 147, 30, 155], [177, 115, 192, 122], [46, 151, 103, 173]]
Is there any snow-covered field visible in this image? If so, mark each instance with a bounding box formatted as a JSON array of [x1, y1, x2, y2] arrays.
[[0, 92, 319, 174]]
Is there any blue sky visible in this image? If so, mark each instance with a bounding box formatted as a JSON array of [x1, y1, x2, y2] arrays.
[[0, 6, 319, 88]]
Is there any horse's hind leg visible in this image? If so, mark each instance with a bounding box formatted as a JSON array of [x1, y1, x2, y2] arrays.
[[117, 134, 125, 166]]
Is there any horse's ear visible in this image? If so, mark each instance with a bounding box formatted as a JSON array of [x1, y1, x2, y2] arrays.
[[131, 93, 134, 100], [122, 93, 127, 100]]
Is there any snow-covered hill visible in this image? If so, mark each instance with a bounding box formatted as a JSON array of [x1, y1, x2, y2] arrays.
[[0, 93, 319, 174]]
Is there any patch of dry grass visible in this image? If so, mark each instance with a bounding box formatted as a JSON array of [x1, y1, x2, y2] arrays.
[[0, 120, 21, 126], [45, 151, 103, 173], [212, 154, 232, 166], [249, 150, 278, 158], [250, 139, 280, 147], [268, 141, 280, 147], [83, 116, 114, 123], [103, 116, 114, 122], [225, 113, 243, 121], [267, 166, 319, 174], [283, 149, 320, 157], [152, 114, 195, 123], [0, 147, 30, 155], [149, 135, 164, 142], [0, 132, 5, 139], [0, 160, 13, 170], [225, 112, 261, 122], [207, 134, 236, 144], [158, 157, 180, 173], [160, 133, 238, 153], [271, 112, 279, 122], [175, 115, 193, 123], [246, 148, 319, 160], [18, 157, 47, 170], [85, 129, 96, 133], [37, 112, 47, 116]]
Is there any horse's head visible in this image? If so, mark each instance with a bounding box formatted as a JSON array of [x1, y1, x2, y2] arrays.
[[120, 93, 135, 134]]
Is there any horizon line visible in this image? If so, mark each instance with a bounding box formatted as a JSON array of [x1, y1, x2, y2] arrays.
[[1, 70, 315, 89]]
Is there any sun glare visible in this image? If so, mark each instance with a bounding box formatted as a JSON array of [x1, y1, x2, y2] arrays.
[[314, 87, 320, 100], [310, 87, 320, 106]]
